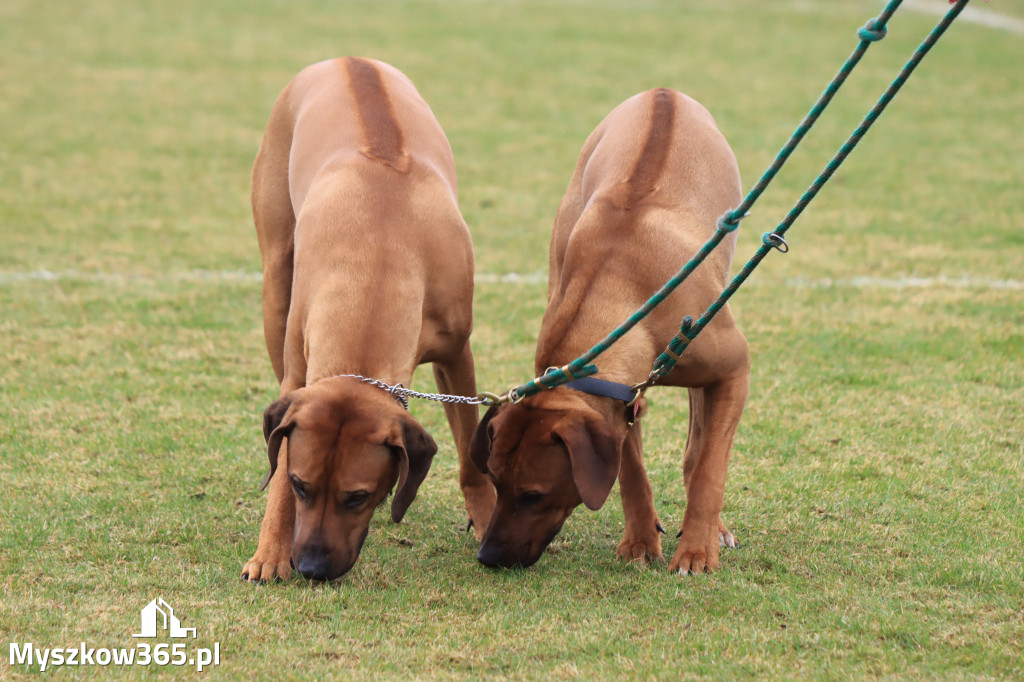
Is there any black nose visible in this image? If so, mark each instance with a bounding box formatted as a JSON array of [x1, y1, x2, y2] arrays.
[[476, 541, 506, 568], [295, 551, 333, 581]]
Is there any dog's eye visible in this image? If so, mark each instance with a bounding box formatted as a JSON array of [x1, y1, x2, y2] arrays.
[[344, 491, 371, 509], [289, 475, 309, 501], [517, 491, 545, 507]]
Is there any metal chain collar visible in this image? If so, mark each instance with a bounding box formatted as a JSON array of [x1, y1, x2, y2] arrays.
[[329, 374, 493, 408]]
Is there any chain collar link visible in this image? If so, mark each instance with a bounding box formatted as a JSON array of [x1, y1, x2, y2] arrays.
[[328, 374, 491, 408]]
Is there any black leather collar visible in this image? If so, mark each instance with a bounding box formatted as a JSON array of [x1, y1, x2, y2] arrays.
[[563, 376, 637, 404], [546, 370, 643, 427]]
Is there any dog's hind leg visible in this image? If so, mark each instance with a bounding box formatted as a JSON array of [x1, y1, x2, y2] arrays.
[[433, 343, 495, 540], [252, 101, 296, 385], [670, 368, 749, 575], [615, 420, 664, 564]]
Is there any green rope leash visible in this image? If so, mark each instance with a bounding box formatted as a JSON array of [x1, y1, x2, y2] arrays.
[[715, 0, 901, 234], [496, 0, 969, 406], [647, 0, 971, 384]]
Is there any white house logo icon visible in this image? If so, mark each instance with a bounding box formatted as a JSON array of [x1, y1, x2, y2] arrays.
[[132, 597, 196, 639]]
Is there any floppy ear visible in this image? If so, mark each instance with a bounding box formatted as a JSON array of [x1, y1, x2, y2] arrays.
[[469, 404, 502, 474], [260, 395, 296, 491], [388, 416, 438, 523], [263, 395, 293, 442], [553, 412, 625, 511]]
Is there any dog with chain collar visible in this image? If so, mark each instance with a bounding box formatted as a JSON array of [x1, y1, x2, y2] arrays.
[[242, 57, 495, 583]]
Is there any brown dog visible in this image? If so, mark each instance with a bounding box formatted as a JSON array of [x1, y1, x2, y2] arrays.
[[241, 57, 495, 583], [470, 88, 750, 574]]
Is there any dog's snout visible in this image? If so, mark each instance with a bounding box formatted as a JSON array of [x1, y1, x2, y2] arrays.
[[476, 541, 505, 568], [295, 550, 333, 581]]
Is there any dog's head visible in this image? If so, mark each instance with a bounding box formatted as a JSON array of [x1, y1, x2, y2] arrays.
[[260, 378, 437, 582], [469, 391, 626, 568]]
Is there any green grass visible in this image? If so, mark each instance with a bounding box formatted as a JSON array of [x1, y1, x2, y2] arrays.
[[2, 0, 1022, 678]]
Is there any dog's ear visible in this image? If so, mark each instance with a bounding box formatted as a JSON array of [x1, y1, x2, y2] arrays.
[[553, 411, 625, 511], [260, 395, 297, 491], [469, 404, 502, 474], [263, 395, 293, 442], [388, 416, 438, 523]]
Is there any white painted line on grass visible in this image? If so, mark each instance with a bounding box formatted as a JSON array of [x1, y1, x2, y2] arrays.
[[474, 272, 547, 285], [784, 275, 1024, 291], [2, 269, 1021, 291], [0, 269, 263, 285]]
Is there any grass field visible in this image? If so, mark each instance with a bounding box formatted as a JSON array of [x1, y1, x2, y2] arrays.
[[1, 0, 1022, 678]]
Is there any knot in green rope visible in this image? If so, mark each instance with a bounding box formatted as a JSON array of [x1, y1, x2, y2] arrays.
[[858, 19, 888, 42], [716, 210, 744, 233]]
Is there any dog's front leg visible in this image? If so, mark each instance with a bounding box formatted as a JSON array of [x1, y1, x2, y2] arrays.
[[615, 420, 664, 564], [242, 441, 295, 583], [670, 372, 748, 575], [433, 344, 495, 539]]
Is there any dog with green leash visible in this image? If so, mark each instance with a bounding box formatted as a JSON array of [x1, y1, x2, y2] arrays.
[[471, 88, 750, 575]]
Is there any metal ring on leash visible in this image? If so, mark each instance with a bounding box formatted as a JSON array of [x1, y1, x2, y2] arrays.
[[476, 391, 508, 407], [388, 383, 410, 409], [763, 232, 790, 253]]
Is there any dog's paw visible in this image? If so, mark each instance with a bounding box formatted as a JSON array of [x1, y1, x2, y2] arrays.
[[670, 526, 720, 576], [616, 539, 665, 565], [718, 518, 738, 549], [241, 554, 292, 584], [616, 518, 666, 564], [669, 547, 717, 576]]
